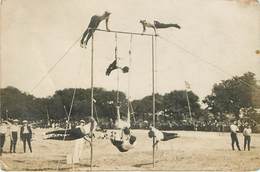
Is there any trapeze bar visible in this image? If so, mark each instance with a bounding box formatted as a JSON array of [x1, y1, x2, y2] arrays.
[[91, 28, 158, 37]]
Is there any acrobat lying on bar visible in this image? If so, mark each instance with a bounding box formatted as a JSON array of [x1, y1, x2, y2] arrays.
[[140, 20, 181, 35]]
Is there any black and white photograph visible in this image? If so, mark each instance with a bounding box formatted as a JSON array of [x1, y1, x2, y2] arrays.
[[0, 0, 260, 171]]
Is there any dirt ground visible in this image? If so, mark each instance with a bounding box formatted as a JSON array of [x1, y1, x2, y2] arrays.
[[1, 129, 260, 171]]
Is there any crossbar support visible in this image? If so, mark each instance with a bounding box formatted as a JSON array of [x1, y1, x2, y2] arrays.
[[185, 89, 192, 121], [90, 28, 158, 37], [152, 36, 156, 168], [90, 35, 94, 171]]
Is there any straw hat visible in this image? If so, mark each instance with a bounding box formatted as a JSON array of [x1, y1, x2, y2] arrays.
[[22, 120, 28, 124]]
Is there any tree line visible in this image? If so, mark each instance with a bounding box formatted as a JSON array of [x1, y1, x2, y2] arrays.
[[0, 72, 259, 124]]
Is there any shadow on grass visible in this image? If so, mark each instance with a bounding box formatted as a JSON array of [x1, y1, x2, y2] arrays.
[[13, 159, 25, 163], [24, 167, 72, 171], [78, 163, 100, 168], [133, 160, 159, 168]]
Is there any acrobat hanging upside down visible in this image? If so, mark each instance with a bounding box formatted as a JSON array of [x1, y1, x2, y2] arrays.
[[105, 59, 129, 76], [80, 11, 111, 48]]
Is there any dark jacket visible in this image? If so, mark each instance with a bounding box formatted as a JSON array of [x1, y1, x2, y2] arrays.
[[20, 126, 32, 139]]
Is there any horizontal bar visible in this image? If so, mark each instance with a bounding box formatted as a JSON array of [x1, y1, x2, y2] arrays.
[[90, 28, 158, 37]]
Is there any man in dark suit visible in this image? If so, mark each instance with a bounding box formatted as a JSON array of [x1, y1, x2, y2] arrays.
[[20, 120, 32, 153], [0, 122, 7, 156], [10, 119, 19, 153]]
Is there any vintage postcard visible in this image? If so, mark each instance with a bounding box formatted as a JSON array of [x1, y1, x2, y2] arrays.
[[0, 0, 260, 171]]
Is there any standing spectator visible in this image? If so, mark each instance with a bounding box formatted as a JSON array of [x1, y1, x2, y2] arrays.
[[9, 119, 19, 153], [51, 122, 55, 129], [69, 118, 97, 164], [71, 120, 86, 164], [230, 121, 241, 151], [243, 123, 252, 151], [109, 118, 113, 129], [20, 120, 32, 153], [0, 132, 5, 155], [0, 121, 8, 156]]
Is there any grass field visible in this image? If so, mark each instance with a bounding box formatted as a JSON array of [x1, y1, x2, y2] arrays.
[[1, 129, 260, 171]]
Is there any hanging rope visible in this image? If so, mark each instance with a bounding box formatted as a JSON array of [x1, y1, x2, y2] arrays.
[[127, 34, 133, 124], [90, 35, 94, 171], [128, 34, 133, 100], [55, 35, 86, 171], [56, 87, 77, 171], [55, 58, 84, 170], [155, 35, 158, 95], [151, 35, 156, 168], [93, 103, 99, 123], [30, 35, 82, 93], [127, 34, 137, 123], [115, 33, 120, 106], [158, 35, 260, 90], [130, 102, 136, 123]]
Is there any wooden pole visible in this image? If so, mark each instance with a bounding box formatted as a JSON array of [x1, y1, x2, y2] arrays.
[[46, 108, 50, 126], [114, 33, 121, 122], [5, 109, 8, 120], [152, 35, 156, 168], [127, 34, 133, 124], [185, 89, 192, 121], [90, 28, 157, 37], [0, 0, 2, 123], [90, 35, 94, 171]]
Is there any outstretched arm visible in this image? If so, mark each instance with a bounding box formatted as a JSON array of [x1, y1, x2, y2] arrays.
[[106, 17, 110, 31], [152, 26, 157, 35], [3, 120, 12, 125], [142, 24, 146, 33]]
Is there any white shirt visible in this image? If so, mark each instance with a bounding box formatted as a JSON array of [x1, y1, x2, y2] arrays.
[[230, 124, 239, 133], [77, 120, 97, 134], [115, 119, 130, 129], [243, 128, 252, 136], [121, 140, 136, 151], [143, 20, 155, 28], [23, 126, 29, 134], [0, 125, 7, 134], [150, 126, 164, 141], [11, 125, 19, 132]]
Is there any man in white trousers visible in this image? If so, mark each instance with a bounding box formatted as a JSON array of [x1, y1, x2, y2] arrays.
[[70, 118, 97, 164]]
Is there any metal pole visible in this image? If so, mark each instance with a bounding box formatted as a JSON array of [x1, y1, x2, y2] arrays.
[[115, 33, 119, 106], [127, 34, 133, 124], [185, 89, 192, 121], [46, 108, 50, 126], [115, 33, 120, 121], [152, 35, 156, 168], [90, 28, 157, 37], [90, 35, 94, 171], [0, 1, 3, 123], [6, 109, 8, 120]]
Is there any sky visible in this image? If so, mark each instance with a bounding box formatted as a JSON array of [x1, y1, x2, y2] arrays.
[[1, 0, 260, 102]]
